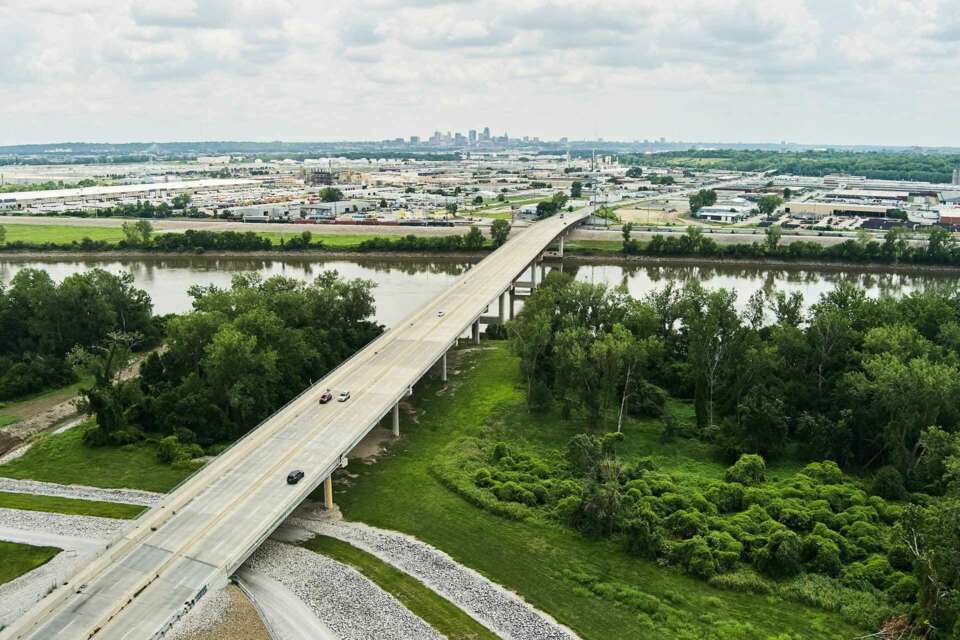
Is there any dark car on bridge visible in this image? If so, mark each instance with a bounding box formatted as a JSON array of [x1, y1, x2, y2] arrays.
[[286, 470, 305, 485], [319, 389, 333, 404]]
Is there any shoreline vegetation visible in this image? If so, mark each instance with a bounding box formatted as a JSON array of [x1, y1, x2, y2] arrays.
[[4, 220, 960, 274]]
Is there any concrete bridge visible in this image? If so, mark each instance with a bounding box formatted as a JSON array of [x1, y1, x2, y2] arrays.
[[2, 208, 591, 640]]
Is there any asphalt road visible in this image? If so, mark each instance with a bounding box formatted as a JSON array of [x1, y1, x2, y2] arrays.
[[2, 208, 589, 640], [236, 568, 336, 640]]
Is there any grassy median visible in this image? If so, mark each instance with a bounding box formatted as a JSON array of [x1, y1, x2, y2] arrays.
[[305, 535, 497, 640], [332, 344, 865, 640], [0, 541, 60, 586], [0, 223, 126, 244]]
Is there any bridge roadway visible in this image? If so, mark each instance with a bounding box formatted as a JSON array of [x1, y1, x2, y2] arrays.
[[2, 208, 591, 640]]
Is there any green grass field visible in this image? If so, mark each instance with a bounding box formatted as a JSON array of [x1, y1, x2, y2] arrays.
[[0, 415, 17, 428], [0, 421, 196, 493], [305, 535, 497, 640], [0, 491, 145, 519], [0, 224, 126, 244], [0, 541, 60, 586], [331, 344, 864, 640]]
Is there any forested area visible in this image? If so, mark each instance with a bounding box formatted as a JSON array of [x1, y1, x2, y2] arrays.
[[79, 272, 381, 457], [623, 149, 960, 183], [447, 273, 960, 637], [0, 269, 159, 400]]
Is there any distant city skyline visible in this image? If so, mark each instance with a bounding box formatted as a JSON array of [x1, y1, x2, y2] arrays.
[[2, 1, 959, 147]]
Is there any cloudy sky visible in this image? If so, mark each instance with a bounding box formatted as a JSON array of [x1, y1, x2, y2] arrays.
[[1, 0, 957, 146]]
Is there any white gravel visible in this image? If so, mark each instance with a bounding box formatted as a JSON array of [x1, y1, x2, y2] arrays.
[[292, 513, 580, 640], [245, 540, 443, 640], [0, 478, 162, 507], [163, 582, 232, 640], [0, 509, 123, 627], [0, 507, 124, 541]]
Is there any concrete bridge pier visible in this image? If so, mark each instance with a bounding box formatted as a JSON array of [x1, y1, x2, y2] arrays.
[[559, 234, 564, 258], [540, 262, 547, 283], [323, 476, 334, 510], [441, 351, 448, 382], [498, 292, 506, 323], [530, 261, 538, 288], [472, 319, 481, 344], [508, 287, 515, 320], [392, 403, 400, 437]]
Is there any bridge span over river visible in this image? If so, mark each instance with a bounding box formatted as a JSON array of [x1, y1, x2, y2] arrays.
[[2, 208, 591, 640]]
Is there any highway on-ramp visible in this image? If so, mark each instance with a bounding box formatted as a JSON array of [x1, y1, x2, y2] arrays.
[[1, 208, 590, 640]]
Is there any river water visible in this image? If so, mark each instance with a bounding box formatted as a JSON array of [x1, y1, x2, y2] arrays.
[[0, 255, 955, 326]]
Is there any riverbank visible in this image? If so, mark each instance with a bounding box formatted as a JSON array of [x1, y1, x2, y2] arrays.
[[5, 246, 960, 277]]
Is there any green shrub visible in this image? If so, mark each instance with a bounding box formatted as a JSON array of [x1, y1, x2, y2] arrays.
[[664, 509, 708, 539], [473, 468, 494, 487], [624, 507, 662, 558], [870, 466, 908, 501], [885, 573, 918, 603], [705, 482, 745, 514], [491, 442, 511, 462], [725, 454, 766, 486], [800, 461, 843, 485], [566, 433, 601, 475], [802, 535, 842, 577], [753, 529, 802, 578]]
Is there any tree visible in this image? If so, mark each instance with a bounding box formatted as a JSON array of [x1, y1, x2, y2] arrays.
[[490, 219, 511, 248], [688, 189, 717, 214], [757, 195, 784, 216], [70, 332, 143, 444], [171, 193, 192, 209], [445, 202, 459, 216], [379, 198, 388, 208], [570, 181, 583, 198], [764, 224, 782, 253], [472, 195, 483, 206], [121, 219, 153, 247], [463, 225, 484, 250], [319, 187, 343, 202], [899, 500, 960, 635], [783, 187, 792, 199], [626, 167, 643, 179]]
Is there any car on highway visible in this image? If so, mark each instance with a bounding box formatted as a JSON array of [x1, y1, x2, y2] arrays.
[[437, 310, 445, 317], [318, 389, 333, 404], [338, 390, 351, 402], [286, 470, 305, 485]]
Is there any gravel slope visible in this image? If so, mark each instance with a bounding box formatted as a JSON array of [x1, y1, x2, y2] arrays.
[[0, 478, 162, 507], [291, 511, 580, 640], [245, 540, 443, 640]]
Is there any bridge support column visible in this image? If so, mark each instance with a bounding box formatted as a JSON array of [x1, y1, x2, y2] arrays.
[[530, 261, 538, 288], [472, 320, 480, 344], [441, 351, 448, 382], [540, 262, 547, 282], [509, 288, 515, 320], [559, 234, 565, 257], [498, 292, 506, 323], [323, 476, 334, 510], [392, 403, 400, 437]]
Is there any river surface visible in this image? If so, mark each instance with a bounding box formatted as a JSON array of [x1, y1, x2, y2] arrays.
[[0, 255, 956, 326]]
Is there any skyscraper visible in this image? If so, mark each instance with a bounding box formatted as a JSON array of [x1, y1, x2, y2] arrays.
[[468, 129, 477, 144], [481, 127, 491, 141], [953, 167, 960, 185]]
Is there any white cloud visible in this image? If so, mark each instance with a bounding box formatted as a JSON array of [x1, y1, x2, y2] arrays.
[[0, 0, 958, 145]]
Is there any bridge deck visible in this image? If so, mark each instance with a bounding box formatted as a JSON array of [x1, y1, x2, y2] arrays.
[[3, 209, 589, 640]]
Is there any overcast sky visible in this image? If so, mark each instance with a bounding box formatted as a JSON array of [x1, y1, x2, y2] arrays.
[[2, 0, 957, 147]]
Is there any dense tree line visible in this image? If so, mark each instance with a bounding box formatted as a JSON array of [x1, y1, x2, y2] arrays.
[[357, 228, 487, 252], [0, 269, 159, 400], [624, 225, 960, 269], [81, 272, 381, 451], [504, 273, 960, 635], [624, 149, 960, 184]]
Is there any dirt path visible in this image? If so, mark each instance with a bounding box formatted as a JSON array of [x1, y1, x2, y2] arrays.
[[0, 350, 156, 458]]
